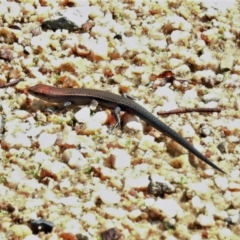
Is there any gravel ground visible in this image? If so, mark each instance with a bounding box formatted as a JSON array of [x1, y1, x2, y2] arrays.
[[1, 0, 240, 239]]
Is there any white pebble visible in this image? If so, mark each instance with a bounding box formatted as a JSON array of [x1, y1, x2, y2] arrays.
[[14, 110, 30, 119], [98, 189, 121, 205], [180, 124, 196, 138], [3, 132, 31, 148], [218, 228, 233, 240], [164, 16, 192, 31], [82, 212, 98, 227], [75, 107, 91, 123], [82, 120, 102, 135], [196, 214, 215, 227], [124, 175, 149, 190], [171, 30, 191, 44], [191, 196, 204, 212], [104, 207, 128, 219], [24, 235, 41, 240], [150, 198, 182, 218], [214, 176, 228, 191], [128, 209, 142, 219], [62, 149, 88, 168], [38, 132, 57, 149], [110, 149, 131, 169], [59, 196, 81, 207], [91, 111, 108, 125], [154, 86, 176, 101]]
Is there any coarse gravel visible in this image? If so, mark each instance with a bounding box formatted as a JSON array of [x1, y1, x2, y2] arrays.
[[1, 0, 240, 239]]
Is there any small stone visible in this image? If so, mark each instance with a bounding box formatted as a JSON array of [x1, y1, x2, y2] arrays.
[[196, 214, 215, 227], [150, 198, 182, 218], [180, 124, 195, 138], [24, 235, 41, 240], [82, 120, 102, 135], [40, 161, 72, 181], [3, 132, 31, 148], [104, 207, 128, 219], [98, 189, 121, 205], [154, 86, 176, 101], [217, 228, 233, 240], [31, 219, 54, 234], [10, 225, 32, 237], [101, 228, 121, 240], [82, 213, 98, 227], [188, 182, 210, 199], [202, 93, 220, 103], [59, 196, 81, 207], [38, 132, 57, 149], [124, 176, 149, 190], [220, 55, 234, 72], [14, 110, 30, 119], [169, 155, 189, 169], [42, 6, 91, 31], [62, 149, 88, 168], [214, 176, 228, 191], [110, 149, 131, 169], [91, 111, 108, 125], [138, 135, 155, 151], [191, 196, 204, 212], [128, 209, 142, 219], [74, 107, 91, 123], [164, 16, 192, 32], [171, 30, 191, 44], [228, 182, 240, 191]]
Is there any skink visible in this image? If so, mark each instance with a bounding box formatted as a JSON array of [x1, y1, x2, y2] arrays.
[[28, 84, 225, 174]]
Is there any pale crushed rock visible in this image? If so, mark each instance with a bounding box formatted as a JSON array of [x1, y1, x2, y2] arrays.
[[91, 111, 108, 125], [37, 132, 57, 149], [154, 86, 176, 101], [227, 209, 239, 224], [6, 168, 26, 188], [40, 161, 72, 180], [218, 228, 233, 240], [164, 16, 192, 32], [195, 214, 215, 227], [23, 235, 41, 240], [2, 132, 31, 148], [128, 209, 142, 220], [191, 196, 204, 212], [13, 110, 30, 119], [171, 30, 191, 44], [59, 196, 81, 207], [1, 0, 240, 239], [74, 106, 91, 123], [32, 151, 50, 163], [18, 179, 43, 193], [103, 207, 128, 219], [192, 69, 216, 82], [214, 176, 228, 191], [124, 120, 143, 132], [231, 192, 240, 208], [124, 175, 149, 190], [10, 225, 32, 238], [110, 148, 131, 169], [82, 119, 102, 134], [91, 164, 118, 179], [62, 148, 88, 168], [25, 198, 44, 209], [149, 198, 183, 219], [81, 212, 98, 227], [179, 124, 196, 138], [229, 182, 240, 191], [98, 189, 121, 205], [187, 181, 211, 200]]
